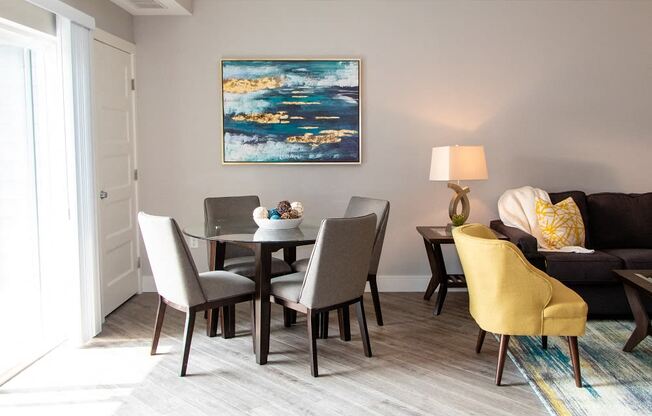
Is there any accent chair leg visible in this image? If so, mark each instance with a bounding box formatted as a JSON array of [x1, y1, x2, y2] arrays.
[[207, 308, 219, 337], [368, 274, 384, 326], [180, 310, 196, 377], [337, 306, 351, 341], [542, 336, 548, 350], [307, 310, 319, 377], [495, 334, 510, 386], [356, 298, 372, 357], [475, 328, 486, 353], [151, 296, 167, 355], [568, 336, 582, 388]]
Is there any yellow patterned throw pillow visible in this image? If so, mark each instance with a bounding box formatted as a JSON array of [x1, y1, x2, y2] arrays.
[[535, 197, 586, 249]]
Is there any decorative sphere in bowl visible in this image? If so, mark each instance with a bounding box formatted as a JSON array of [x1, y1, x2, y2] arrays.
[[254, 217, 303, 230]]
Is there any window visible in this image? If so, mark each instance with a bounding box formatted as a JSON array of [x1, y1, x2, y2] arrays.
[[0, 23, 69, 383]]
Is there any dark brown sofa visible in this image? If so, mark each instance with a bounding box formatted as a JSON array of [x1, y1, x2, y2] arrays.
[[491, 191, 652, 317]]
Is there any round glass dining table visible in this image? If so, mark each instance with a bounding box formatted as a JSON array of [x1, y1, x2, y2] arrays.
[[183, 220, 320, 365]]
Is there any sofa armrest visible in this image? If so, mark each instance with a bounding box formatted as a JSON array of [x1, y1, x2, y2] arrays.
[[490, 220, 546, 271]]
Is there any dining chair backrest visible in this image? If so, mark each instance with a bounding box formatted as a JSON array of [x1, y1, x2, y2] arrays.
[[299, 214, 377, 309], [344, 196, 390, 275], [138, 212, 206, 308], [204, 195, 260, 258]]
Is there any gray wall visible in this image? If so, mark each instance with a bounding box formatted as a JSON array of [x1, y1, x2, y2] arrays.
[[62, 0, 134, 42], [134, 0, 652, 286]]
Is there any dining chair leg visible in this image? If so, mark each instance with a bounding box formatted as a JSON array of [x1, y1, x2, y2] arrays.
[[180, 310, 196, 377], [220, 305, 236, 339], [368, 274, 384, 326], [495, 334, 510, 386], [227, 304, 237, 337], [475, 328, 486, 353], [568, 336, 582, 388], [151, 296, 167, 355], [337, 306, 351, 341], [307, 309, 319, 377], [542, 336, 548, 350], [207, 308, 219, 337], [283, 307, 292, 328], [319, 311, 329, 339], [355, 298, 372, 357], [250, 301, 256, 354]]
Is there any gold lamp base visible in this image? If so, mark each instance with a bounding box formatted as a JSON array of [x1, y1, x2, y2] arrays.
[[447, 182, 471, 225]]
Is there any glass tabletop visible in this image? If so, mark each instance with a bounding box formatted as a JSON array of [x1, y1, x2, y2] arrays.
[[183, 220, 320, 244]]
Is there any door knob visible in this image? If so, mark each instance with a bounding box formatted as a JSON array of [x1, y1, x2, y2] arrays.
[[99, 190, 108, 199]]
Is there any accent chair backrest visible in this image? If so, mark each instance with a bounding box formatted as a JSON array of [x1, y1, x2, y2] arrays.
[[138, 212, 206, 308], [344, 196, 390, 275], [452, 223, 553, 335], [299, 214, 377, 310], [204, 195, 260, 258]]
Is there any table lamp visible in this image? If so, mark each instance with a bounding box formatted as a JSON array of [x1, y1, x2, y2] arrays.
[[429, 145, 488, 227]]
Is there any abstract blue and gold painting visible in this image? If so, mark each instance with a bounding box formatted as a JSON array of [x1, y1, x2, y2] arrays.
[[221, 59, 361, 164]]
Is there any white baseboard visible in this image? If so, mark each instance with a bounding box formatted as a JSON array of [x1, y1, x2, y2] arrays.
[[140, 274, 466, 293]]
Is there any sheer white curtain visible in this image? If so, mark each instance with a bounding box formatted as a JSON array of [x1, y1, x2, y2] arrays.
[[66, 20, 102, 344]]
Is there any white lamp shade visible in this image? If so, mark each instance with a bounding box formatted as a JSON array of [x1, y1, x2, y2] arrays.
[[429, 145, 488, 181]]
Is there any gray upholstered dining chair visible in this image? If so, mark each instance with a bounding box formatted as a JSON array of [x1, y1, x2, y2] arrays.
[[204, 196, 292, 277], [292, 197, 390, 330], [138, 212, 255, 377], [270, 214, 377, 377]]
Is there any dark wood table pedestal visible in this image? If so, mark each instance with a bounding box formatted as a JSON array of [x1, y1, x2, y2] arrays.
[[208, 240, 304, 365], [615, 270, 652, 352]]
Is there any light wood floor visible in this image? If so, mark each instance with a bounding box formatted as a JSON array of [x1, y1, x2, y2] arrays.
[[0, 292, 546, 415]]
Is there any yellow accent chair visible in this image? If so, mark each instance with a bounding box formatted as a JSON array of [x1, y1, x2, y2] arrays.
[[452, 224, 588, 387]]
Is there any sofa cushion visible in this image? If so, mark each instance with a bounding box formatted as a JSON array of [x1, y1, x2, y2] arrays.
[[541, 250, 623, 283], [587, 192, 652, 249], [549, 191, 591, 247], [602, 248, 652, 269]]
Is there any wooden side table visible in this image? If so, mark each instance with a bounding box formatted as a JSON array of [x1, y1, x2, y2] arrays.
[[416, 226, 507, 316]]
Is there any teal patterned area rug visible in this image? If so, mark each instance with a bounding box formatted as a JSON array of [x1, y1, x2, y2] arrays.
[[506, 321, 651, 416]]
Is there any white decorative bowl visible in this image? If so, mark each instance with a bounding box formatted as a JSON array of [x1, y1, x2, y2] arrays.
[[254, 217, 303, 230]]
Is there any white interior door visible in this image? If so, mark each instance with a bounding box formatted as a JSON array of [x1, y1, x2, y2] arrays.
[[93, 37, 139, 316]]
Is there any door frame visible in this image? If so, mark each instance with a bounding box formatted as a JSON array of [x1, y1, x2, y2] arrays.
[[92, 28, 142, 307]]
